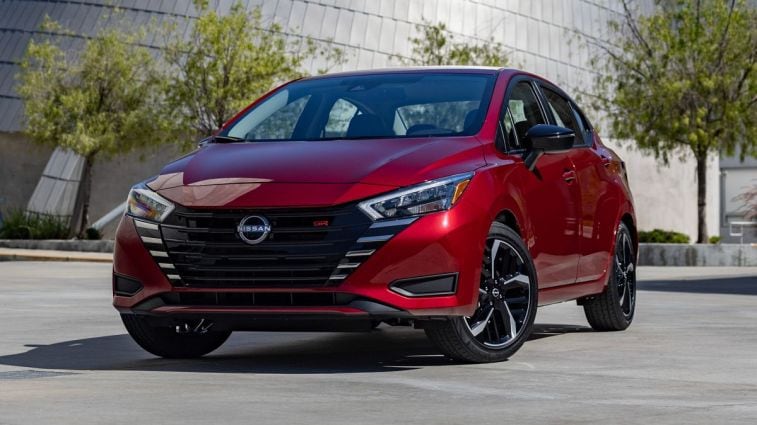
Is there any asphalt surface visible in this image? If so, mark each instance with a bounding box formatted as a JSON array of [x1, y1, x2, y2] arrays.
[[0, 262, 756, 425]]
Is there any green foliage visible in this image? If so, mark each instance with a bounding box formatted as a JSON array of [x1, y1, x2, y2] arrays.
[[162, 1, 345, 138], [0, 210, 71, 239], [18, 18, 174, 160], [588, 0, 757, 242], [17, 15, 176, 235], [638, 229, 691, 244], [708, 235, 721, 244], [401, 21, 509, 67], [84, 227, 102, 240]]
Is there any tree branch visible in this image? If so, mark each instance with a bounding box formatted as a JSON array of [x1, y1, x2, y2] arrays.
[[621, 0, 655, 58]]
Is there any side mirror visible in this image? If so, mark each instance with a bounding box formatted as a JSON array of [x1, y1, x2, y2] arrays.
[[198, 137, 212, 149], [522, 124, 575, 171]]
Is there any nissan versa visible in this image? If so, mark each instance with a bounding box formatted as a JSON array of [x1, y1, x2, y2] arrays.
[[114, 67, 637, 363]]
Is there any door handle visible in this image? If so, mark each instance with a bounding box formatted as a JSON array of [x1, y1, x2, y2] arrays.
[[562, 169, 577, 184]]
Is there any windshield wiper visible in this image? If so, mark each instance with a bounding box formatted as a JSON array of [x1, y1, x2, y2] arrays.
[[210, 135, 243, 143], [198, 135, 243, 147]]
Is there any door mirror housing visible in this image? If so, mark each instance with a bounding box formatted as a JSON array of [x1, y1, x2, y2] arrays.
[[198, 137, 212, 149], [522, 124, 575, 171]]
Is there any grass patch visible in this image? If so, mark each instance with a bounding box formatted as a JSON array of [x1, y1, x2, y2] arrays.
[[0, 210, 71, 239], [638, 228, 690, 244]]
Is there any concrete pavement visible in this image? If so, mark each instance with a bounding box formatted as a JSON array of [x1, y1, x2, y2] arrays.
[[0, 263, 756, 424], [0, 248, 112, 263]]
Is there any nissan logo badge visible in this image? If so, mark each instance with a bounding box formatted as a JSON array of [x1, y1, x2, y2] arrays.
[[237, 215, 271, 245]]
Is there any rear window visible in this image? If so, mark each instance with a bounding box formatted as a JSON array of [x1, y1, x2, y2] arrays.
[[223, 73, 496, 141]]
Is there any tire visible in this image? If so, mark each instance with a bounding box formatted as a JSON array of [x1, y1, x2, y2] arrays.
[[424, 222, 538, 363], [121, 314, 231, 359], [583, 222, 636, 331]]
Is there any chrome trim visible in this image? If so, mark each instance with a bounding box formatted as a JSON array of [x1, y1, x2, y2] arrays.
[[329, 274, 348, 280], [389, 272, 459, 298], [336, 263, 360, 269], [166, 274, 181, 280], [388, 287, 415, 297], [140, 236, 162, 244], [134, 219, 159, 230], [390, 287, 457, 298], [149, 251, 168, 257], [357, 172, 474, 220], [369, 217, 417, 229], [158, 263, 175, 269], [346, 249, 375, 257], [357, 235, 392, 243]]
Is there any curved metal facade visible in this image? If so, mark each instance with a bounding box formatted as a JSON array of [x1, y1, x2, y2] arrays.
[[0, 0, 637, 133]]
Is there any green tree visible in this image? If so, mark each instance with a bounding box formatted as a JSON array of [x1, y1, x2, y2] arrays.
[[400, 21, 509, 66], [162, 1, 344, 139], [18, 19, 173, 237], [587, 0, 756, 243]]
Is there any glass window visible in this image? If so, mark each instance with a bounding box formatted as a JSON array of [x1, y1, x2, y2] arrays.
[[324, 99, 359, 137], [230, 92, 310, 140], [396, 101, 480, 136], [542, 88, 582, 145], [500, 108, 520, 150], [570, 102, 592, 145], [221, 72, 497, 141], [507, 81, 546, 143]]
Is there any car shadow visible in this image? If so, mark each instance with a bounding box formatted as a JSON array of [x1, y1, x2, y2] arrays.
[[638, 276, 757, 296], [528, 323, 593, 340], [0, 324, 591, 374]]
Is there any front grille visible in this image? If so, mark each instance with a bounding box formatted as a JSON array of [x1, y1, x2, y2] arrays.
[[156, 205, 372, 288], [132, 203, 418, 289]]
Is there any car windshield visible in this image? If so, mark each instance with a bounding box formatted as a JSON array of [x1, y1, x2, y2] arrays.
[[220, 72, 497, 142]]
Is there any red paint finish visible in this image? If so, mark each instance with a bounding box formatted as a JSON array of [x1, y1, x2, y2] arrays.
[[113, 68, 636, 324], [159, 137, 487, 188]]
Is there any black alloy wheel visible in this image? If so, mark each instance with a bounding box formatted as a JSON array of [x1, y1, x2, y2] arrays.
[[424, 222, 538, 363], [583, 222, 636, 331]]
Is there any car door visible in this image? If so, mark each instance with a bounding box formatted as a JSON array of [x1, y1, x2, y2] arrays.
[[539, 84, 609, 283], [500, 79, 580, 288]]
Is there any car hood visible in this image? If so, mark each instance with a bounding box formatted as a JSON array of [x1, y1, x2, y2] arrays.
[[148, 137, 486, 208]]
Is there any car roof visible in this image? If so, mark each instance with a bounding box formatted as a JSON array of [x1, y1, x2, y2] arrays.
[[300, 66, 519, 81]]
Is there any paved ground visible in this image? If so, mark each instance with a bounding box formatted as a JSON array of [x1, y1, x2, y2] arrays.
[[0, 262, 755, 425]]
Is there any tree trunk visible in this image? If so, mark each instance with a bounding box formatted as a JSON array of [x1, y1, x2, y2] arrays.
[[696, 153, 708, 244], [77, 155, 94, 238]]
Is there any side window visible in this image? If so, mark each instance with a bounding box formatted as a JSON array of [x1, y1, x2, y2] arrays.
[[506, 81, 546, 147], [501, 108, 519, 150], [324, 99, 359, 137], [570, 102, 593, 146], [542, 88, 582, 146]]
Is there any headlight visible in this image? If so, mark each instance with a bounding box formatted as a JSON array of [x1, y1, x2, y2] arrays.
[[126, 182, 174, 222], [358, 172, 473, 221]]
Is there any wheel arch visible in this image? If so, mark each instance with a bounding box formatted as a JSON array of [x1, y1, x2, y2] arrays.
[[620, 212, 638, 254], [494, 209, 521, 236]]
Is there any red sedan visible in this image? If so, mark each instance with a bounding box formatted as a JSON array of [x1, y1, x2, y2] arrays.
[[114, 67, 637, 363]]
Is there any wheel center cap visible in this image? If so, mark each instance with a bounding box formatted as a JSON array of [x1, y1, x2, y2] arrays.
[[491, 288, 501, 298]]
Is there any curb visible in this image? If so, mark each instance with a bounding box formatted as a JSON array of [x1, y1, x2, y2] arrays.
[[638, 243, 757, 267], [0, 239, 114, 253], [0, 248, 112, 263]]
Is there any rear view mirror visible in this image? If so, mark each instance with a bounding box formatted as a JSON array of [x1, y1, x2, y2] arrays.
[[523, 124, 574, 171]]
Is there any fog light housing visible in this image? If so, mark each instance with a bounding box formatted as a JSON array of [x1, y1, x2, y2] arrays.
[[113, 274, 143, 296], [390, 273, 458, 297]]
